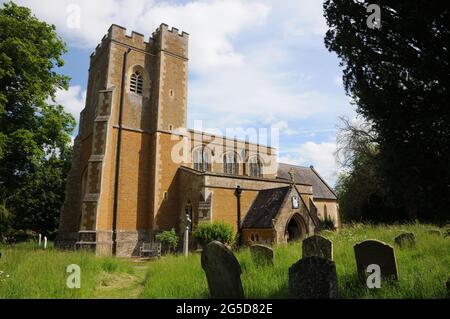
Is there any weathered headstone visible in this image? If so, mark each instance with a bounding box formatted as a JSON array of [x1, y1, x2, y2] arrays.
[[394, 232, 415, 248], [302, 235, 333, 260], [354, 240, 398, 281], [428, 229, 442, 236], [38, 234, 42, 247], [288, 256, 338, 299], [201, 241, 244, 299], [445, 228, 450, 238], [43, 236, 47, 249], [250, 244, 274, 266]]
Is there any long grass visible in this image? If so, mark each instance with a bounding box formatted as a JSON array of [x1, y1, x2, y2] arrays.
[[0, 242, 135, 298], [1, 223, 449, 298], [142, 223, 450, 299]]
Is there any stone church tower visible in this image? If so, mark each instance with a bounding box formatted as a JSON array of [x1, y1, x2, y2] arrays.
[[56, 24, 189, 256]]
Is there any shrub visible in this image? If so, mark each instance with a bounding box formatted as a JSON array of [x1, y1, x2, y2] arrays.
[[155, 228, 179, 253], [318, 216, 336, 231], [193, 222, 234, 246]]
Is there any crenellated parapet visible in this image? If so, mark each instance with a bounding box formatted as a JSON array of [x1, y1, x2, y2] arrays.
[[153, 23, 189, 58], [90, 23, 189, 66]]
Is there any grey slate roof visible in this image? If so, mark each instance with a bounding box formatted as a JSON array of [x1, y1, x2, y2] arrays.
[[277, 163, 336, 200], [241, 187, 290, 229]]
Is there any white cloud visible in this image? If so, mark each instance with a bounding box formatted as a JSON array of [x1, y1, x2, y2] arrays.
[[142, 0, 270, 72], [281, 0, 328, 39], [12, 0, 270, 72], [279, 141, 339, 185], [54, 85, 86, 122]]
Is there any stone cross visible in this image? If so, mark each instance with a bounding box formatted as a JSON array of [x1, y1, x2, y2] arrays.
[[289, 256, 338, 299], [250, 244, 274, 266], [288, 169, 295, 184], [201, 241, 244, 299], [302, 235, 333, 260], [354, 240, 398, 281]]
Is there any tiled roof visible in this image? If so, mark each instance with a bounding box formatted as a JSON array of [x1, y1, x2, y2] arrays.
[[241, 187, 290, 228], [277, 163, 336, 200]]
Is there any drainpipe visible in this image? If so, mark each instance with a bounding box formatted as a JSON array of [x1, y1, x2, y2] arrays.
[[235, 185, 243, 245], [112, 47, 131, 255]]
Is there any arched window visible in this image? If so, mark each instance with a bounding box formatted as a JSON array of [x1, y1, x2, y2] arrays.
[[81, 167, 88, 197], [193, 147, 212, 172], [130, 71, 143, 95], [223, 153, 238, 175], [324, 204, 328, 219], [248, 157, 262, 177], [203, 148, 212, 172], [193, 148, 203, 171]]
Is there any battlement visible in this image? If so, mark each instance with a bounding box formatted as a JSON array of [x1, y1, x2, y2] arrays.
[[152, 23, 189, 38], [90, 23, 188, 62]]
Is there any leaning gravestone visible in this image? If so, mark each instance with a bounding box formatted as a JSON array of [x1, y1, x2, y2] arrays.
[[289, 256, 338, 299], [354, 240, 398, 281], [428, 229, 442, 237], [394, 232, 415, 248], [250, 244, 273, 266], [302, 235, 333, 260], [201, 241, 244, 299]]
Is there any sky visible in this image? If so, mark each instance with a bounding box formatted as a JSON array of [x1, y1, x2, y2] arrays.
[[7, 0, 356, 185]]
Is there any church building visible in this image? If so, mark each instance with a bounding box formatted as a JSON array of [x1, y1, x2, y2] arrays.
[[56, 24, 339, 257]]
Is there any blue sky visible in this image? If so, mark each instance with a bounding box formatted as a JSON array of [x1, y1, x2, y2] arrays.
[[8, 0, 356, 185]]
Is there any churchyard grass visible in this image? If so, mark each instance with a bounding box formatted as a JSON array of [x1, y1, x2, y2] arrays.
[[0, 242, 135, 298], [0, 223, 449, 298], [142, 223, 449, 299]]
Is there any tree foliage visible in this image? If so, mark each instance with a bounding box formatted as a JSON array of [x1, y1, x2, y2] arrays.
[[325, 1, 450, 222], [155, 228, 179, 253], [0, 2, 75, 237], [335, 117, 401, 222]]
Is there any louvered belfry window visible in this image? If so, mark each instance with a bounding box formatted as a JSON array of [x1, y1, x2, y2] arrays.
[[130, 71, 143, 95]]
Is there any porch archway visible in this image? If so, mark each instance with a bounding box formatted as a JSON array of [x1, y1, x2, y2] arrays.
[[285, 213, 307, 242]]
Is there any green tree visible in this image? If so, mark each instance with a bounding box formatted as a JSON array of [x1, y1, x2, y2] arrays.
[[324, 1, 450, 222], [0, 2, 75, 237], [335, 117, 401, 222]]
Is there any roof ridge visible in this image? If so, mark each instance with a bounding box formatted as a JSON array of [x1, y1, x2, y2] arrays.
[[309, 166, 337, 197]]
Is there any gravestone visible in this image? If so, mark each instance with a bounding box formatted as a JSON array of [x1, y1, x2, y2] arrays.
[[302, 235, 333, 260], [354, 240, 398, 281], [394, 232, 415, 248], [428, 229, 442, 236], [201, 241, 244, 299], [288, 256, 338, 299], [250, 244, 273, 266]]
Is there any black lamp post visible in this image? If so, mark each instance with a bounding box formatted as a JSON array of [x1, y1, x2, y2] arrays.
[[235, 185, 243, 245]]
